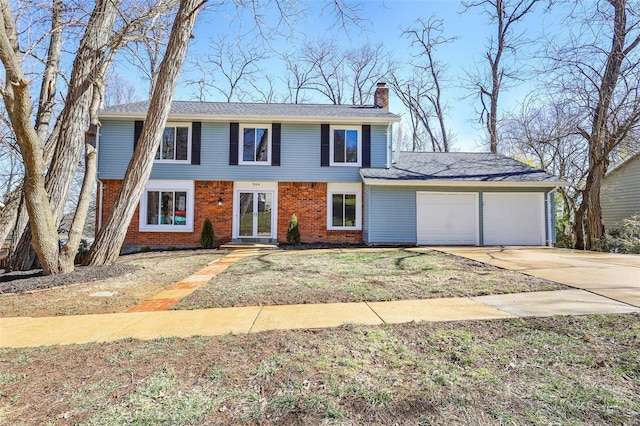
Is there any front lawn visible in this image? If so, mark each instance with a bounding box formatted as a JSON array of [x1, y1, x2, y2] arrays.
[[174, 249, 563, 309], [1, 314, 638, 425]]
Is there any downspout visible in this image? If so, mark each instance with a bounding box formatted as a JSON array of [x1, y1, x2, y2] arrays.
[[386, 121, 392, 169], [96, 120, 102, 232], [98, 180, 104, 231], [547, 187, 559, 247]]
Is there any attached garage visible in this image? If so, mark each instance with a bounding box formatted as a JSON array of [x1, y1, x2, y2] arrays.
[[416, 192, 478, 245], [483, 193, 546, 246], [361, 152, 567, 247]]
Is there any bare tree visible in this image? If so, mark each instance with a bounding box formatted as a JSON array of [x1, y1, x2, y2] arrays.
[[545, 0, 640, 249], [501, 96, 589, 243], [462, 0, 543, 153], [86, 0, 206, 265], [104, 71, 141, 107], [1, 0, 180, 273], [391, 17, 456, 152], [184, 35, 268, 102]]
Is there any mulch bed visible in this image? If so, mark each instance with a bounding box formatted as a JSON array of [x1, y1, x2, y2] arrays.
[[0, 264, 140, 295]]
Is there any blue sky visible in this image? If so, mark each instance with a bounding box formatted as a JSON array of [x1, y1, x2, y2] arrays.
[[125, 1, 563, 152]]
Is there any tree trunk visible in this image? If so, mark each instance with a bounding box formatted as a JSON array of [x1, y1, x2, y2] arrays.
[[0, 186, 20, 247], [584, 159, 607, 250], [59, 141, 96, 273], [0, 0, 61, 274], [6, 0, 120, 271], [86, 0, 204, 265]]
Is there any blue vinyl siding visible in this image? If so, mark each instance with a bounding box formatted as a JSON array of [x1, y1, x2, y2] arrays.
[[98, 120, 135, 178], [98, 120, 390, 182], [365, 185, 552, 245], [366, 186, 417, 244]]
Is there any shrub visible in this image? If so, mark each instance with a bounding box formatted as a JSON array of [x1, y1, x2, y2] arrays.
[[600, 215, 640, 254], [167, 245, 177, 251], [286, 213, 301, 245], [140, 246, 151, 253], [200, 217, 216, 249]]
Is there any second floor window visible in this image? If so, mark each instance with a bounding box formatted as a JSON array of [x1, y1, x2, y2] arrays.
[[331, 126, 360, 166], [156, 124, 190, 162], [241, 124, 271, 164]]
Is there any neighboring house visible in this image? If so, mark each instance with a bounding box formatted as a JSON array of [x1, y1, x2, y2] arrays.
[[601, 152, 640, 230], [96, 84, 565, 249]]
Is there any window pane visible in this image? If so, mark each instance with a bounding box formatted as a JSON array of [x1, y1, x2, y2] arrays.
[[255, 128, 269, 161], [160, 191, 174, 224], [146, 191, 159, 225], [243, 128, 255, 162], [162, 127, 175, 160], [174, 191, 187, 225], [333, 130, 345, 163], [176, 127, 188, 161], [332, 194, 344, 227], [344, 194, 356, 226], [346, 130, 358, 163]]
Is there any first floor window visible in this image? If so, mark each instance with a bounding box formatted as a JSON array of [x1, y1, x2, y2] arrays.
[[332, 193, 357, 227], [327, 183, 362, 230], [241, 124, 271, 164], [156, 124, 190, 162], [145, 191, 187, 226], [139, 180, 194, 232]]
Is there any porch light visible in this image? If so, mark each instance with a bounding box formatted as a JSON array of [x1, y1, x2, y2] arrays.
[[218, 197, 223, 207]]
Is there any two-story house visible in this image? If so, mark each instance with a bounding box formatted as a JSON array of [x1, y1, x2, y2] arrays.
[[96, 83, 566, 249]]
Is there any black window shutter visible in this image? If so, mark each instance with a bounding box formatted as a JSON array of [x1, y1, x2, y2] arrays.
[[362, 125, 371, 168], [272, 123, 281, 166], [191, 122, 201, 165], [320, 124, 330, 167], [229, 122, 239, 165], [134, 120, 144, 149]]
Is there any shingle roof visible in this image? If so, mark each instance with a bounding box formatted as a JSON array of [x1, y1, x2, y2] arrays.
[[99, 100, 400, 123], [360, 152, 566, 186]]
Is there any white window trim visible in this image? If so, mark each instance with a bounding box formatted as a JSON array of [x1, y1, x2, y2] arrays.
[[239, 123, 272, 165], [329, 125, 361, 167], [154, 122, 191, 164], [327, 182, 362, 230], [139, 180, 194, 232]]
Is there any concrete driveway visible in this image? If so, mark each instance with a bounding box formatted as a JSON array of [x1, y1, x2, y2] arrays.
[[435, 247, 640, 308]]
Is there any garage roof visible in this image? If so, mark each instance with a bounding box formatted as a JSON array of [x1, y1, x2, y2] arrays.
[[360, 152, 567, 187]]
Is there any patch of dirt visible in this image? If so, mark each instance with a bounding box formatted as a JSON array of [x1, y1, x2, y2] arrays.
[[1, 314, 638, 425], [0, 250, 221, 318], [0, 264, 139, 294]]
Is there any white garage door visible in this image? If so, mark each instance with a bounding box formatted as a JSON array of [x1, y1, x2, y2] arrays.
[[416, 192, 478, 245], [483, 193, 545, 245]]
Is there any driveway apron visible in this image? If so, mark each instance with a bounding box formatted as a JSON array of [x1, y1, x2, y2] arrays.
[[435, 247, 640, 308]]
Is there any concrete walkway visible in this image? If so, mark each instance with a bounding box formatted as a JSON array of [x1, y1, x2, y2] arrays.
[[435, 246, 640, 308], [1, 248, 639, 349]]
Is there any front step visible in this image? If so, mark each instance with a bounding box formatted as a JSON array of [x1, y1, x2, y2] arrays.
[[220, 241, 279, 251]]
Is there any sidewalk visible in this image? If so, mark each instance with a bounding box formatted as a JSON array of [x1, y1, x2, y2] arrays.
[[2, 288, 638, 348], [2, 249, 639, 349]]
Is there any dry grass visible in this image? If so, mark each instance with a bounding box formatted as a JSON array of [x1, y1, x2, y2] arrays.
[[1, 314, 638, 425], [174, 249, 563, 309], [0, 250, 221, 317]]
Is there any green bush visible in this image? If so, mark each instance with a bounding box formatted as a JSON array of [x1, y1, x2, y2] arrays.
[[286, 213, 301, 245], [200, 217, 216, 249], [140, 246, 151, 253], [600, 215, 640, 254]]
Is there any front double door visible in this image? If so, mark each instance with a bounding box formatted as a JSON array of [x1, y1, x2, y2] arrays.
[[238, 191, 274, 238]]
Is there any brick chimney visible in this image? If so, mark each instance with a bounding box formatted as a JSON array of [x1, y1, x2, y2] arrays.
[[374, 82, 389, 109]]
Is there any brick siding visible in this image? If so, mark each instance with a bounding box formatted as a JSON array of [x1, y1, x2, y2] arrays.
[[98, 180, 363, 247]]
